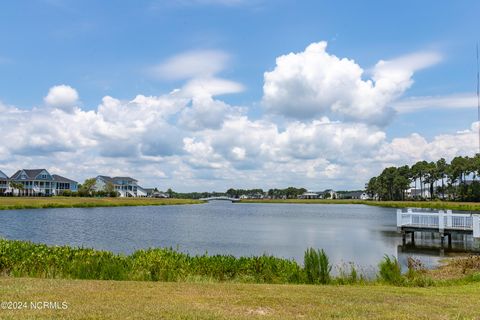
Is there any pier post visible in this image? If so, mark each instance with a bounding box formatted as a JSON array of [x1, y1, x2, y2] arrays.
[[402, 231, 406, 245], [410, 231, 415, 244], [438, 210, 445, 234], [446, 210, 452, 229], [473, 215, 480, 238], [396, 209, 402, 229]]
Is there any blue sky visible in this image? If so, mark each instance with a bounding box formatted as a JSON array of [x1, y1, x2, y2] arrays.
[[0, 0, 479, 191]]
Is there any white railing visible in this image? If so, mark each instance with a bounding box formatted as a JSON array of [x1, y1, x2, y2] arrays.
[[397, 209, 480, 238]]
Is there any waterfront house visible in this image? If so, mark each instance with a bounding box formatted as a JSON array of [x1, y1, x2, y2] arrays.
[[9, 169, 78, 196], [0, 170, 9, 195], [144, 188, 169, 198], [338, 191, 370, 200], [299, 191, 321, 199], [94, 175, 147, 197], [406, 188, 431, 199]]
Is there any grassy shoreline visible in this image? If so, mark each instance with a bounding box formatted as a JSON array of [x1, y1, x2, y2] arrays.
[[239, 199, 480, 211], [0, 197, 203, 210], [1, 240, 480, 318], [2, 197, 480, 211], [1, 277, 480, 319]]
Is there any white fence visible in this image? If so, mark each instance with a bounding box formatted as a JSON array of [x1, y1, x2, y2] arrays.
[[396, 209, 480, 238]]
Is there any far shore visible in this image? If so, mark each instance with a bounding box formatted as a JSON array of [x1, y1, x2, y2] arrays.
[[1, 196, 480, 212], [238, 199, 480, 211], [0, 197, 203, 210]]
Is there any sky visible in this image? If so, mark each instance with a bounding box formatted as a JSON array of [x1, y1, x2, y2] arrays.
[[0, 0, 480, 191]]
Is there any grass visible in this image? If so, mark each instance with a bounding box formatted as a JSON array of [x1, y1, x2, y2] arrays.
[[2, 239, 480, 287], [0, 196, 203, 210], [0, 239, 304, 284], [239, 198, 480, 211], [1, 277, 480, 319], [1, 240, 480, 318]]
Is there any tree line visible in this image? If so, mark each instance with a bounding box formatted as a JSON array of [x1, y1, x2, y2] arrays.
[[167, 187, 308, 199], [366, 155, 480, 201]]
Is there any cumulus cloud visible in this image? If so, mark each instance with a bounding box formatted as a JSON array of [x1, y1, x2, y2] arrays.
[[262, 41, 441, 125], [3, 43, 475, 191], [44, 85, 79, 112]]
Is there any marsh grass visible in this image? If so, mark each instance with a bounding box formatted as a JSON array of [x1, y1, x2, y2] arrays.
[[304, 248, 331, 284], [1, 239, 480, 287], [0, 197, 203, 210]]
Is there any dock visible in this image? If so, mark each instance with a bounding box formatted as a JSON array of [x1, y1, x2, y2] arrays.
[[397, 209, 480, 245]]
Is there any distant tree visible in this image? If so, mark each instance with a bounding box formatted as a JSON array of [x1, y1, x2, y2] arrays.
[[104, 182, 116, 197], [9, 182, 24, 196], [79, 178, 96, 196]]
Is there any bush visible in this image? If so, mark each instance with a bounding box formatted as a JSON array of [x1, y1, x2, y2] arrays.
[[378, 255, 403, 285]]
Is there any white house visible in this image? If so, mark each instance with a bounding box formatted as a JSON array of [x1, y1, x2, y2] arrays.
[[0, 170, 9, 195], [406, 188, 431, 199], [94, 175, 147, 197], [8, 169, 78, 196]]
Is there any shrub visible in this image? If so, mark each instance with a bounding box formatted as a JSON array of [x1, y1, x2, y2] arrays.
[[378, 255, 403, 285]]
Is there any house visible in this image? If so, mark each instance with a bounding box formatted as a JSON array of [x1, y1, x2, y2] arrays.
[[144, 188, 169, 198], [94, 175, 147, 197], [0, 170, 9, 195], [9, 169, 78, 196], [320, 189, 338, 199], [299, 191, 321, 199], [406, 188, 431, 199], [338, 191, 370, 200]]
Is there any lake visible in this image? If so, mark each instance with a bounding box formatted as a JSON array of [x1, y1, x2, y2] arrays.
[[0, 201, 477, 272]]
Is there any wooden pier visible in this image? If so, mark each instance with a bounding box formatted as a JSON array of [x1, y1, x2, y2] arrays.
[[397, 209, 480, 245]]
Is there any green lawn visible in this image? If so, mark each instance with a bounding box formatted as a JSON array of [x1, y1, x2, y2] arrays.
[[0, 277, 478, 319], [239, 199, 480, 211], [0, 197, 203, 210]]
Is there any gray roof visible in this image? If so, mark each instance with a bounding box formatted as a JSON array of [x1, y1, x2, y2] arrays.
[[113, 176, 137, 182], [0, 170, 8, 180], [97, 175, 137, 183], [97, 175, 116, 183], [52, 174, 78, 184], [10, 169, 52, 180]]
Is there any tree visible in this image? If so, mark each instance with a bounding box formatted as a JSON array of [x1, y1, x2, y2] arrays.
[[79, 178, 96, 196], [9, 182, 24, 196], [436, 158, 448, 199], [104, 182, 117, 197]]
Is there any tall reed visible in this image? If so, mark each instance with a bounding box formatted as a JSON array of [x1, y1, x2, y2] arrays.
[[304, 248, 331, 284]]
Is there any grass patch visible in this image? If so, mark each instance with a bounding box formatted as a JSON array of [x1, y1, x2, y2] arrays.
[[1, 277, 480, 319], [0, 196, 203, 210], [239, 198, 480, 211]]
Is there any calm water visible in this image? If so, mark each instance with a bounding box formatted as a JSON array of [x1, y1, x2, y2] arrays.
[[0, 201, 477, 271]]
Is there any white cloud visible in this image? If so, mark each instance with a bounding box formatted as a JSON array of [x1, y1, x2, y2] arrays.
[[393, 93, 477, 113], [44, 85, 79, 112], [150, 50, 230, 80], [180, 77, 244, 97], [262, 41, 441, 125], [4, 43, 477, 191]]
